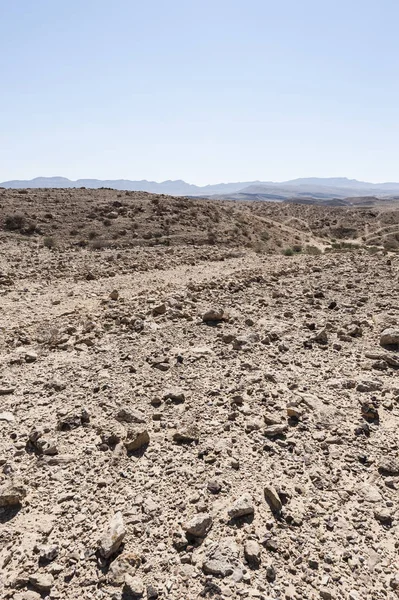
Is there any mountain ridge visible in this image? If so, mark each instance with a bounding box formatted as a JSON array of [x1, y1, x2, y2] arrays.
[[2, 176, 399, 199]]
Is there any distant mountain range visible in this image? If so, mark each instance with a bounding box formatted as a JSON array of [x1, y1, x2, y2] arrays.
[[2, 176, 399, 200]]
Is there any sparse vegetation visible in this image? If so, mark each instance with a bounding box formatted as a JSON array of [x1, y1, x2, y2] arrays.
[[43, 236, 57, 249]]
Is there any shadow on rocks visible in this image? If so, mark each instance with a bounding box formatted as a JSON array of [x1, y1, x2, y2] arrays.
[[0, 505, 21, 524]]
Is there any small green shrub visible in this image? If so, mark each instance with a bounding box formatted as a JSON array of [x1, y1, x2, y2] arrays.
[[43, 236, 57, 249], [283, 247, 294, 256]]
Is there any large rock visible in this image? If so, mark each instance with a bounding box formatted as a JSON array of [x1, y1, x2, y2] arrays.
[[202, 308, 227, 323], [380, 328, 399, 347], [123, 574, 144, 597], [107, 551, 141, 585], [99, 512, 126, 558], [29, 573, 54, 592], [228, 494, 254, 519], [183, 513, 212, 538], [244, 539, 261, 567], [202, 539, 241, 577], [0, 480, 27, 507], [124, 428, 150, 451], [173, 426, 199, 444]]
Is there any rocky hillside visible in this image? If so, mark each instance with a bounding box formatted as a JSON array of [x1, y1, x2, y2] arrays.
[[0, 190, 399, 600]]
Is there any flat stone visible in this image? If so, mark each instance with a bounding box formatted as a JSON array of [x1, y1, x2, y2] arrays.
[[0, 387, 15, 395], [264, 423, 288, 438], [116, 407, 146, 423], [0, 411, 15, 422], [29, 573, 54, 592]]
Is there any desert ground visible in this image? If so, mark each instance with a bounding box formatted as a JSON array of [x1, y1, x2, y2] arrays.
[[0, 188, 399, 600]]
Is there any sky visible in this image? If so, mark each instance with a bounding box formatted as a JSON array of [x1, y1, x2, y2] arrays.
[[1, 0, 399, 185]]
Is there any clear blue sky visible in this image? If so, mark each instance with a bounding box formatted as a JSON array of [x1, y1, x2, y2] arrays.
[[1, 0, 398, 184]]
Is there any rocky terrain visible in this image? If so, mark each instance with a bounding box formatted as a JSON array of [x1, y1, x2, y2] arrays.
[[0, 189, 399, 600]]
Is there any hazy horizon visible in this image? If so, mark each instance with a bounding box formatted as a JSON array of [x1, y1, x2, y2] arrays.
[[1, 0, 399, 184]]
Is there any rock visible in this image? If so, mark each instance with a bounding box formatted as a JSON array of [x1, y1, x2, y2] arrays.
[[228, 494, 254, 519], [244, 539, 261, 567], [147, 585, 159, 599], [124, 574, 144, 597], [163, 387, 186, 403], [233, 333, 260, 349], [45, 454, 75, 465], [264, 485, 282, 514], [358, 483, 382, 503], [57, 407, 90, 430], [173, 426, 199, 444], [390, 573, 399, 590], [183, 513, 212, 538], [0, 387, 15, 395], [264, 423, 288, 438], [380, 327, 399, 347], [28, 429, 58, 455], [107, 551, 141, 585], [356, 379, 382, 392], [360, 399, 379, 421], [116, 407, 146, 423], [203, 555, 233, 577], [14, 592, 41, 600], [110, 289, 119, 300], [36, 543, 59, 562], [0, 411, 15, 422], [124, 428, 150, 451], [0, 480, 27, 507], [202, 308, 227, 323], [374, 507, 393, 525], [314, 328, 328, 345], [320, 588, 335, 599], [152, 303, 166, 316], [207, 480, 222, 494], [99, 511, 126, 558], [202, 540, 240, 577], [379, 457, 399, 476], [29, 573, 54, 592], [25, 350, 38, 363]]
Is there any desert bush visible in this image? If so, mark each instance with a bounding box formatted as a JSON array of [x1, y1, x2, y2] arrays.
[[91, 238, 110, 250], [283, 247, 294, 256], [88, 230, 98, 240], [260, 231, 270, 241], [43, 236, 57, 249], [4, 213, 26, 230], [292, 244, 303, 253], [304, 245, 322, 255]]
